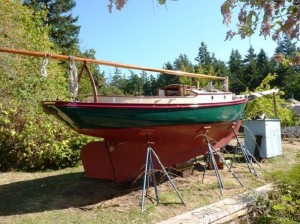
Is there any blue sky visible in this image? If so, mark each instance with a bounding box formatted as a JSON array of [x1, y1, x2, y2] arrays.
[[73, 0, 278, 72]]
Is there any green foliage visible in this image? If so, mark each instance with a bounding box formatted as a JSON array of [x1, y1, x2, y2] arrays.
[[107, 0, 299, 41], [108, 69, 158, 96], [242, 46, 259, 88], [275, 36, 299, 58], [273, 37, 300, 99], [175, 54, 197, 85], [81, 49, 106, 94], [23, 0, 81, 55], [244, 74, 294, 125], [0, 0, 89, 171], [156, 61, 179, 88], [157, 54, 210, 88], [221, 0, 300, 41], [228, 49, 244, 93], [228, 47, 277, 94], [0, 97, 90, 170], [125, 72, 144, 95], [253, 157, 300, 223], [195, 42, 213, 67]]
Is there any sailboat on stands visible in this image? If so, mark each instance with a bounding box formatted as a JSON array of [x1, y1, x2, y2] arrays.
[[44, 83, 247, 181], [0, 47, 272, 182]]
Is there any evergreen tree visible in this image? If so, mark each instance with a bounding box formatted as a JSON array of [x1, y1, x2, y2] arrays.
[[110, 68, 127, 93], [256, 49, 273, 87], [273, 62, 300, 100], [125, 71, 144, 95], [174, 54, 196, 85], [174, 54, 194, 72], [243, 46, 257, 64], [229, 50, 243, 73], [195, 42, 214, 74], [23, 0, 80, 54], [157, 61, 180, 88], [141, 72, 157, 96], [211, 58, 230, 78], [257, 49, 270, 72], [275, 36, 298, 58], [195, 42, 212, 65], [242, 46, 259, 90], [273, 36, 300, 99], [228, 49, 244, 93], [280, 69, 300, 100]]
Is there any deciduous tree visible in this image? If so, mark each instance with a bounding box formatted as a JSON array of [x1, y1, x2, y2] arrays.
[[107, 0, 300, 41], [221, 0, 300, 41], [0, 0, 87, 170]]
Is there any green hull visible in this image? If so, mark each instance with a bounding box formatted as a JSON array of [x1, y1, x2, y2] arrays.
[[43, 100, 246, 129]]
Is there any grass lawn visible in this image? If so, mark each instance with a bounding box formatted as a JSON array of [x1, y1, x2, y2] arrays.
[[0, 140, 299, 224]]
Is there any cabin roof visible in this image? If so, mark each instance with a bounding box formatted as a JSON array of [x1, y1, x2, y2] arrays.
[[163, 84, 196, 90]]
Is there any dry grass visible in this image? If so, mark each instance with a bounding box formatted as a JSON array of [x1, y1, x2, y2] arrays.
[[0, 140, 299, 224]]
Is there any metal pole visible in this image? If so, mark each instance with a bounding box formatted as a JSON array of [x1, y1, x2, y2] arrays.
[[208, 144, 224, 194], [210, 145, 244, 187], [150, 149, 186, 205], [141, 135, 185, 212], [141, 147, 151, 212], [149, 150, 159, 204], [203, 133, 224, 194]]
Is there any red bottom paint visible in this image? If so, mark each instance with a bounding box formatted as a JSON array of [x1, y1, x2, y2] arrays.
[[80, 120, 241, 182]]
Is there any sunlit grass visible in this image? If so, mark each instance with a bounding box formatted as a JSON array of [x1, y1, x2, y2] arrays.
[[0, 142, 299, 224]]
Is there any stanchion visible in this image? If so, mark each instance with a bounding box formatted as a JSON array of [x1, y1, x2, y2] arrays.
[[200, 127, 243, 195], [140, 130, 185, 212], [229, 123, 261, 177]]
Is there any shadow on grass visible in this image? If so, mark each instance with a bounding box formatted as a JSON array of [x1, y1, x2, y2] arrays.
[[0, 172, 133, 216]]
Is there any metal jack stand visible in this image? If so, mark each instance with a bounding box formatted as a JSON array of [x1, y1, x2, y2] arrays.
[[230, 124, 261, 177], [141, 132, 185, 212], [200, 127, 243, 195]]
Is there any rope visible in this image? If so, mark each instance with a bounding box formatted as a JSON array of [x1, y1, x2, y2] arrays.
[[40, 57, 49, 77], [68, 56, 78, 98]]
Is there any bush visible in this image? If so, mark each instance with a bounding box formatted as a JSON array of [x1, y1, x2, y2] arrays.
[[251, 155, 300, 223], [0, 0, 90, 171], [0, 96, 91, 171], [244, 74, 295, 126]]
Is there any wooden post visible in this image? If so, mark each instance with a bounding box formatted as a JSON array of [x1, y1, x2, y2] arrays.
[[84, 63, 98, 103], [273, 92, 278, 118]]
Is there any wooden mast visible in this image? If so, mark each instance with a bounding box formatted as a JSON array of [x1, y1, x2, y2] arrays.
[[0, 47, 226, 80]]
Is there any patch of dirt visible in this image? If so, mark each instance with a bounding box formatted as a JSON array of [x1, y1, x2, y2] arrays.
[[0, 140, 299, 223], [73, 140, 300, 211]]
